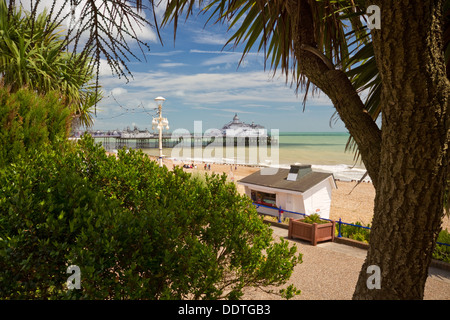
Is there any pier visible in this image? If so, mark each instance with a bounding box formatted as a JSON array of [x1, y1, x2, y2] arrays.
[[76, 114, 277, 151], [89, 133, 276, 151]]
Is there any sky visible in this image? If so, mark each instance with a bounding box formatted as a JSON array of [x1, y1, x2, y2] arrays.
[[27, 0, 349, 133]]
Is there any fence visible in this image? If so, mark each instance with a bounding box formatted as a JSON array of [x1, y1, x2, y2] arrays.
[[252, 202, 450, 248]]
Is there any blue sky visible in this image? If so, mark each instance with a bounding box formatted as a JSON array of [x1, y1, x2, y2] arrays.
[[90, 3, 347, 133]]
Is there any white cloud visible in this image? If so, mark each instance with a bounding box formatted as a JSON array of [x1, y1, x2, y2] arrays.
[[191, 29, 230, 45], [110, 87, 128, 96], [173, 90, 186, 97], [190, 49, 264, 69], [222, 108, 255, 114], [199, 53, 241, 67], [153, 0, 170, 23], [276, 106, 297, 111], [158, 62, 187, 68], [98, 58, 123, 77], [191, 106, 253, 113], [94, 67, 338, 131], [18, 0, 159, 44], [241, 104, 270, 109], [99, 69, 302, 111], [148, 50, 185, 57]]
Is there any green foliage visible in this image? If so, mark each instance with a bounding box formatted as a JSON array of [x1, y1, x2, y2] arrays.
[[280, 284, 302, 300], [0, 0, 101, 128], [0, 136, 302, 299], [0, 86, 71, 166], [433, 229, 450, 263], [303, 213, 328, 224], [337, 221, 450, 263], [336, 221, 371, 243]]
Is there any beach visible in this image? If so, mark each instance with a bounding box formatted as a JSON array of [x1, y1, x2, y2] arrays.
[[166, 157, 450, 300], [107, 154, 450, 300], [148, 156, 450, 232]]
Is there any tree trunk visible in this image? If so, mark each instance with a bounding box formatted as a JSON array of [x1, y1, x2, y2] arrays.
[[287, 0, 382, 188], [288, 0, 450, 299], [351, 0, 450, 299]]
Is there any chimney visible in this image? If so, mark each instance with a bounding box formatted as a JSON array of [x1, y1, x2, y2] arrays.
[[286, 165, 312, 181]]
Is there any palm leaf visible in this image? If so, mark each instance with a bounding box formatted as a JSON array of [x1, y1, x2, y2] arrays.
[[0, 0, 101, 128]]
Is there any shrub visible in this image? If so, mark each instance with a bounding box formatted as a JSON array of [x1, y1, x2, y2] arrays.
[[336, 221, 371, 243], [433, 229, 450, 263], [336, 221, 450, 262], [303, 213, 328, 224], [0, 86, 70, 166], [0, 135, 301, 299]]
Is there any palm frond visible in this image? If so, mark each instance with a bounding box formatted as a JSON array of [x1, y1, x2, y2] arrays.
[[0, 0, 101, 127], [163, 1, 366, 91]]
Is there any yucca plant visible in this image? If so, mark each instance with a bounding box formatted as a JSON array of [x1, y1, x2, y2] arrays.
[[0, 0, 100, 128], [303, 213, 327, 224]]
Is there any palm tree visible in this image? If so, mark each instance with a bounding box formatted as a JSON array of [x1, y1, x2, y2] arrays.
[[162, 0, 450, 300], [0, 0, 101, 128]]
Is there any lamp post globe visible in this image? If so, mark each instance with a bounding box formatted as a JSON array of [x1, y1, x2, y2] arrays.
[[154, 96, 165, 109]]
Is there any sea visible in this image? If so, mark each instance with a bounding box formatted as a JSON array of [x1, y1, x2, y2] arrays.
[[126, 132, 371, 183]]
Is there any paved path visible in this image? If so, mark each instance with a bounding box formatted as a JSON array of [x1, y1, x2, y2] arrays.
[[242, 225, 450, 300]]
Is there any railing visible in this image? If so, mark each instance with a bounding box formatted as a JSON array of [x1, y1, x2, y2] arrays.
[[252, 202, 450, 248], [336, 218, 371, 238]]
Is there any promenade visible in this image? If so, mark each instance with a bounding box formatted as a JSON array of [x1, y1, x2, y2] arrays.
[[242, 225, 450, 300]]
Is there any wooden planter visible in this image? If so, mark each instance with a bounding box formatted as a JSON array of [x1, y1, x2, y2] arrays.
[[288, 218, 335, 246]]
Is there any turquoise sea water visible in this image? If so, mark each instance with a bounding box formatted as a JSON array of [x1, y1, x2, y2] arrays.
[[133, 132, 369, 181], [137, 132, 359, 164], [96, 132, 368, 181], [276, 132, 358, 166]]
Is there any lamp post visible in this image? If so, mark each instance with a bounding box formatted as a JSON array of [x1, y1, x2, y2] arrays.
[[152, 96, 169, 167]]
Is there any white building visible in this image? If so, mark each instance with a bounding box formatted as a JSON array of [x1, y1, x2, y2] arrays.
[[221, 113, 266, 137], [120, 126, 153, 139], [238, 165, 337, 220]]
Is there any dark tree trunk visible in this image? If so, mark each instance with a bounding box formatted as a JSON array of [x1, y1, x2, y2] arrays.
[[352, 0, 450, 299], [288, 0, 450, 299]]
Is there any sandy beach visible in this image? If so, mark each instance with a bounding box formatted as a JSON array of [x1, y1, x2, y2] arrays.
[[149, 156, 450, 232], [163, 157, 450, 300], [105, 154, 450, 300]]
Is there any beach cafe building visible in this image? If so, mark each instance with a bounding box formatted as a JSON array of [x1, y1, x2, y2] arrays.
[[238, 165, 337, 220]]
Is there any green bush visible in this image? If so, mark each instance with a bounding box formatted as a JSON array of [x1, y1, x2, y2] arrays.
[[303, 213, 328, 224], [336, 221, 371, 243], [336, 221, 450, 263], [433, 229, 450, 263], [0, 136, 301, 299], [0, 86, 70, 166]]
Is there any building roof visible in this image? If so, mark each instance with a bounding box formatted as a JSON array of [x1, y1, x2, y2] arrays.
[[238, 165, 336, 194], [222, 113, 265, 131]]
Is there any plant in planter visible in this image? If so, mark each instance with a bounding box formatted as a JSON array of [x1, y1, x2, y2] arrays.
[[288, 213, 335, 246], [303, 213, 328, 224]]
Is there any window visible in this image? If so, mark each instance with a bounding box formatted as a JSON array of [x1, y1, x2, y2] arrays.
[[252, 190, 277, 207]]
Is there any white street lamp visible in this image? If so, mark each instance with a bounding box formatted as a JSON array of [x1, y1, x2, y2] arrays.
[[153, 96, 169, 167]]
